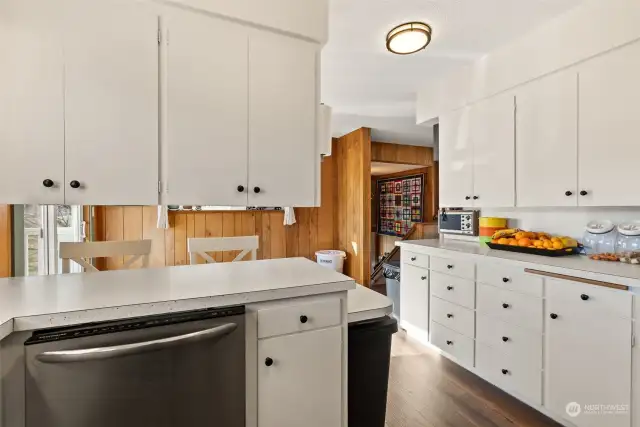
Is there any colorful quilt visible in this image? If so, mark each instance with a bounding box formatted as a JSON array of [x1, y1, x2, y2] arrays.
[[377, 174, 424, 237]]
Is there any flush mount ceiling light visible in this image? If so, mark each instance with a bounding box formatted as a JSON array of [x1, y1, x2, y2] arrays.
[[386, 22, 432, 55]]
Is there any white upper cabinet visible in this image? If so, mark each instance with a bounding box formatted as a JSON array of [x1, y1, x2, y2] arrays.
[[0, 0, 65, 204], [578, 42, 640, 207], [439, 108, 473, 208], [63, 0, 159, 205], [248, 32, 318, 207], [165, 11, 249, 206], [516, 71, 578, 207], [470, 92, 515, 208]]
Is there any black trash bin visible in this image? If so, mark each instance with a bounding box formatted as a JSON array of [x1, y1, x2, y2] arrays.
[[348, 315, 398, 427]]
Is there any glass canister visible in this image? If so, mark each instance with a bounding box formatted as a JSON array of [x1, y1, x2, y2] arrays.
[[583, 220, 617, 254], [616, 222, 640, 253]]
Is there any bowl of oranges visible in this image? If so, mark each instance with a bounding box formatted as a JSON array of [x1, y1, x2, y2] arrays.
[[488, 229, 580, 257]]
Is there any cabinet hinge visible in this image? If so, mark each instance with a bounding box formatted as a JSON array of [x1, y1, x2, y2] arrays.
[[158, 181, 162, 194], [633, 335, 636, 348], [157, 29, 162, 45]]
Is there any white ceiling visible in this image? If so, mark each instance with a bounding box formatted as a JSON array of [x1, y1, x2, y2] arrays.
[[371, 162, 421, 176], [322, 0, 584, 145]]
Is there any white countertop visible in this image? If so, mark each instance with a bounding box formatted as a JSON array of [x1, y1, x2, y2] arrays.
[[398, 239, 640, 288], [0, 258, 356, 340], [347, 285, 393, 323]]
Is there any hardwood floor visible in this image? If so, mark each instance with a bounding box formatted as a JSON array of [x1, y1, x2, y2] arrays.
[[385, 332, 561, 427]]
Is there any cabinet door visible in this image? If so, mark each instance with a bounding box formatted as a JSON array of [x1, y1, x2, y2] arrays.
[[400, 264, 429, 332], [0, 0, 65, 204], [165, 11, 249, 206], [63, 0, 159, 205], [470, 93, 515, 207], [258, 327, 342, 427], [579, 42, 640, 206], [439, 108, 473, 207], [248, 32, 318, 207], [516, 71, 578, 207], [545, 302, 631, 427]]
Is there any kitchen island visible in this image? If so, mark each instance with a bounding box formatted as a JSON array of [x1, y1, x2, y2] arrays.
[[397, 238, 640, 427], [0, 258, 360, 427]]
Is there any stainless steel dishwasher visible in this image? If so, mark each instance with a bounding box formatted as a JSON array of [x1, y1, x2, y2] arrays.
[[24, 306, 246, 427]]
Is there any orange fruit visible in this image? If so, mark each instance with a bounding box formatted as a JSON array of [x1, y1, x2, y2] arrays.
[[498, 238, 509, 245], [551, 237, 561, 243], [552, 241, 564, 250], [491, 239, 498, 243], [533, 240, 544, 248], [543, 240, 553, 249], [524, 232, 536, 239], [514, 232, 525, 240], [518, 238, 532, 247], [509, 240, 519, 246]]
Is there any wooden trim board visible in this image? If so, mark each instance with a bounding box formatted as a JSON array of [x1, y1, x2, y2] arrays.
[[524, 268, 629, 291]]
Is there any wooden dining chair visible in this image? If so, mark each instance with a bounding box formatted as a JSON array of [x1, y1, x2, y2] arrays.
[[188, 236, 259, 264], [59, 240, 152, 273]]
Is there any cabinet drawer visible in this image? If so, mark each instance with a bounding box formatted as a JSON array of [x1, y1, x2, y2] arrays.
[[477, 284, 543, 332], [430, 256, 475, 280], [430, 321, 474, 367], [476, 314, 542, 370], [431, 296, 475, 338], [258, 299, 341, 339], [402, 250, 429, 270], [431, 271, 475, 309], [546, 278, 632, 319], [476, 342, 542, 405], [476, 263, 543, 297]]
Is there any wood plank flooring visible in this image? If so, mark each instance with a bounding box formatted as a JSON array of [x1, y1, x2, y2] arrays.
[[386, 332, 561, 427]]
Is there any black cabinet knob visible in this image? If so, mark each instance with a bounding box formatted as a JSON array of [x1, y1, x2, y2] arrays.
[[69, 180, 81, 189], [265, 357, 273, 367], [42, 179, 54, 188], [421, 276, 427, 281], [501, 369, 509, 375], [502, 336, 509, 342], [502, 277, 510, 283], [254, 187, 261, 194], [300, 315, 308, 324], [580, 190, 588, 196], [410, 257, 417, 261], [447, 264, 453, 270], [580, 294, 589, 301], [473, 196, 479, 200], [565, 191, 573, 196], [447, 313, 454, 319], [502, 303, 510, 309], [465, 196, 471, 200], [446, 340, 453, 346], [550, 313, 558, 319], [237, 185, 245, 193], [446, 286, 454, 291]]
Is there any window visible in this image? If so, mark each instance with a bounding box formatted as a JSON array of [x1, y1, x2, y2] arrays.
[[17, 205, 84, 276]]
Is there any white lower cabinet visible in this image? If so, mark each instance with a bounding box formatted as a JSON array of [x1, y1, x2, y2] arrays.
[[545, 300, 632, 427], [476, 342, 542, 405], [258, 326, 342, 427], [400, 264, 429, 332], [430, 321, 474, 367]]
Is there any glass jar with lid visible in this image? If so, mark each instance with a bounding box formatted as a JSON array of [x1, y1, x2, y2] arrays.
[[616, 222, 640, 253], [583, 220, 617, 254]]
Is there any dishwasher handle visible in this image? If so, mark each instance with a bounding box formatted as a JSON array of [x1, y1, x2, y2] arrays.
[[35, 323, 238, 364]]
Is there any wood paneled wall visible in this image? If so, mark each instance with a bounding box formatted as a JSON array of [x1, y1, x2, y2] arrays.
[[335, 129, 371, 286], [371, 141, 434, 166], [0, 206, 11, 278], [91, 154, 337, 270]]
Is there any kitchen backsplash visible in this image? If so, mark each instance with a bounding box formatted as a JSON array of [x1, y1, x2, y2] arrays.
[[480, 207, 640, 241]]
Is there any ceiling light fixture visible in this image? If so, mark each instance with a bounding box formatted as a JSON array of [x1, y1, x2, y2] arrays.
[[386, 22, 432, 55]]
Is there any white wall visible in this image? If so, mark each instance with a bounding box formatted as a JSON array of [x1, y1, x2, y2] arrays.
[[417, 0, 640, 122], [480, 208, 640, 241]]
